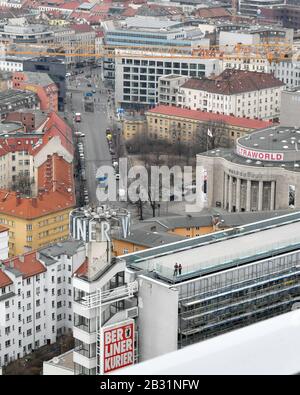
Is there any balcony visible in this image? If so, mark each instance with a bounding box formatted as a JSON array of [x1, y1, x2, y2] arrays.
[[73, 350, 96, 370]]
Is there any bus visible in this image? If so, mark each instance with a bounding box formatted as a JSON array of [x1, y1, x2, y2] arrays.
[[75, 113, 81, 122]]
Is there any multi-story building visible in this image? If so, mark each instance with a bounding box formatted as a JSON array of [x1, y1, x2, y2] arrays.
[[0, 111, 75, 256], [0, 225, 9, 259], [0, 239, 85, 367], [176, 69, 284, 121], [219, 26, 293, 51], [0, 17, 55, 45], [54, 24, 96, 69], [261, 4, 300, 30], [115, 49, 220, 108], [158, 75, 189, 106], [220, 56, 300, 90], [270, 60, 300, 89], [239, 0, 285, 17], [143, 104, 272, 146], [280, 87, 300, 128], [46, 210, 300, 374], [197, 126, 300, 212], [101, 16, 211, 86], [0, 90, 38, 119], [23, 57, 67, 111], [12, 71, 58, 112]]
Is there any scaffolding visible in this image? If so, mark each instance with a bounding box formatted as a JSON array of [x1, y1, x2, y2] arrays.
[[178, 249, 300, 348]]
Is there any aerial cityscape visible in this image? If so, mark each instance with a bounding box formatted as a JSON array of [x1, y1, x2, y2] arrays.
[[0, 0, 299, 378]]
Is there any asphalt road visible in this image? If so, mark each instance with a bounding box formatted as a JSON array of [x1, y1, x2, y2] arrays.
[[67, 69, 113, 205]]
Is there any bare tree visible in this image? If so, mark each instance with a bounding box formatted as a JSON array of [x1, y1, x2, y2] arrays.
[[193, 120, 230, 154]]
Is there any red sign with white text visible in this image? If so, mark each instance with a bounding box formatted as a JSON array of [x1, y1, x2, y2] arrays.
[[102, 320, 135, 374]]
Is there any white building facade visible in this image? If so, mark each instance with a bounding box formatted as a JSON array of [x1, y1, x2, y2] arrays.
[[0, 240, 85, 367], [114, 49, 220, 108], [176, 70, 284, 121]]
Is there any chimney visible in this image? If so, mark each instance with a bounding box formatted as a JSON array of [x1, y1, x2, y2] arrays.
[[31, 197, 38, 208], [19, 255, 24, 263], [38, 192, 43, 200], [16, 192, 21, 206], [36, 251, 40, 261], [9, 260, 14, 268]]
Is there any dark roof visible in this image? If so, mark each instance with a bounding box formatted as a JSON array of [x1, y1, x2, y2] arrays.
[[114, 229, 185, 247], [181, 69, 284, 95]]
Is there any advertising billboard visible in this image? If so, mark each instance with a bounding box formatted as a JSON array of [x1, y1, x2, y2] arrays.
[[101, 320, 135, 374], [236, 144, 284, 162]]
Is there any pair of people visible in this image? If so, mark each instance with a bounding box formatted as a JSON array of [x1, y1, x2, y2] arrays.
[[173, 263, 182, 276]]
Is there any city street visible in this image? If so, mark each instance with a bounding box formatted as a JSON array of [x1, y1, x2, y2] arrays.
[[66, 67, 113, 205], [64, 67, 195, 219]]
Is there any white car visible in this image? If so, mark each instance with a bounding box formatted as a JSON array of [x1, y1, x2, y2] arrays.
[[115, 173, 120, 180]]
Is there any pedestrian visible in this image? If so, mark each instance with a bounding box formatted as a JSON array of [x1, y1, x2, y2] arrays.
[[173, 262, 179, 276], [178, 263, 182, 275]]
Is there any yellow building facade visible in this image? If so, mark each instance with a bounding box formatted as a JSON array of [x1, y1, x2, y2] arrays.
[[0, 207, 73, 257]]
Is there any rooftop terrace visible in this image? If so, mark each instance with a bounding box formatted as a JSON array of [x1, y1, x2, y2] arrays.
[[121, 211, 300, 283]]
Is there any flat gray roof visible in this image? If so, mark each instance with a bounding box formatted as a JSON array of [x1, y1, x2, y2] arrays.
[[239, 127, 300, 152], [121, 211, 300, 282]]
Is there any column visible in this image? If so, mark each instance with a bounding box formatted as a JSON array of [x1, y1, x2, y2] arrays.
[[224, 173, 228, 209], [270, 181, 275, 211], [236, 178, 241, 212], [228, 176, 233, 212], [258, 181, 263, 211], [246, 180, 251, 211]]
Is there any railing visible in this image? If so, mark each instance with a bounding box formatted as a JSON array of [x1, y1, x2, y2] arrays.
[[81, 281, 138, 310], [152, 236, 300, 283]]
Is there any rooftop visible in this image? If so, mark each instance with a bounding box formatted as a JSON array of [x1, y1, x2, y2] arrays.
[[238, 126, 300, 152], [147, 105, 273, 130], [180, 69, 284, 95], [44, 349, 74, 373], [4, 251, 47, 279], [113, 229, 185, 248], [18, 71, 55, 87], [120, 211, 300, 283]]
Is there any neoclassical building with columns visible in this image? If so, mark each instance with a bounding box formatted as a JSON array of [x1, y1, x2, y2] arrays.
[[197, 126, 300, 212]]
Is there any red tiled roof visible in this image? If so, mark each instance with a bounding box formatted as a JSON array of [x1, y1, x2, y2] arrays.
[[0, 269, 12, 288], [4, 252, 46, 279], [74, 257, 88, 277], [147, 105, 274, 129], [38, 153, 74, 195], [70, 23, 93, 33], [0, 188, 74, 219], [60, 1, 80, 10], [195, 7, 231, 18], [181, 70, 284, 95], [0, 112, 75, 219]]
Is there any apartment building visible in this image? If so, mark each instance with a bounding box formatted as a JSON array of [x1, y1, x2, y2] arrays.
[[0, 112, 75, 256], [143, 104, 272, 146], [115, 49, 220, 108], [220, 56, 300, 90], [158, 75, 189, 106], [219, 26, 293, 52], [12, 71, 58, 112], [176, 69, 284, 121], [54, 24, 96, 69], [0, 240, 85, 367]]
